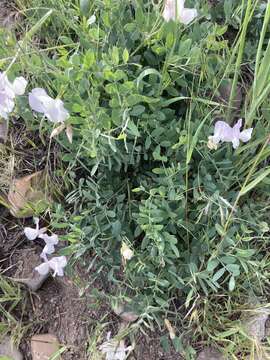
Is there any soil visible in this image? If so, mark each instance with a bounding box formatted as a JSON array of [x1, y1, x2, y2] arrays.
[[0, 0, 20, 29]]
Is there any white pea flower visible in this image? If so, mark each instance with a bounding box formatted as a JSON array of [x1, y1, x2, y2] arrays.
[[0, 72, 27, 119], [35, 255, 67, 277], [163, 0, 198, 25], [208, 119, 253, 150], [39, 233, 59, 255], [121, 242, 134, 261], [24, 217, 46, 240], [99, 332, 133, 360], [87, 14, 96, 26], [29, 88, 69, 123]]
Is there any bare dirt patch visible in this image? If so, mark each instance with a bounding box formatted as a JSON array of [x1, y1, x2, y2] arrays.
[[0, 0, 20, 29]]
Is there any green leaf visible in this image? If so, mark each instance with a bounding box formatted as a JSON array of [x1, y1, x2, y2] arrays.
[[112, 220, 121, 237], [215, 223, 225, 236], [166, 32, 174, 48], [127, 120, 140, 137], [212, 268, 226, 283], [240, 168, 270, 196], [136, 68, 162, 91], [130, 105, 145, 116], [229, 276, 236, 291], [123, 48, 129, 63], [226, 264, 240, 276], [207, 259, 219, 272], [112, 46, 119, 65]]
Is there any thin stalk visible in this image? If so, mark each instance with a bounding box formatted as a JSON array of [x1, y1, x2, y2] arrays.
[[226, 0, 252, 123], [253, 1, 270, 101]]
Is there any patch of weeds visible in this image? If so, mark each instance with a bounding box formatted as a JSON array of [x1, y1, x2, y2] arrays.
[[0, 275, 24, 342], [1, 0, 270, 358]]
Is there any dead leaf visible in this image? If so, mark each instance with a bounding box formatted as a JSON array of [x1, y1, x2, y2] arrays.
[[197, 347, 226, 360], [113, 303, 139, 323], [65, 124, 73, 144], [50, 124, 65, 139], [0, 119, 8, 143], [7, 171, 50, 218], [164, 318, 176, 340], [243, 310, 269, 341]]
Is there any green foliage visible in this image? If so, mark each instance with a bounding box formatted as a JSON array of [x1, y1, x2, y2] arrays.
[[12, 0, 270, 343]]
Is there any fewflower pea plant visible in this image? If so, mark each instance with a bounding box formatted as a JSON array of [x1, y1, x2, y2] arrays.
[[24, 218, 67, 277], [14, 0, 270, 341]]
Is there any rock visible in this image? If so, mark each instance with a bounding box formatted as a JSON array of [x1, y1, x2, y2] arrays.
[[243, 310, 269, 341], [113, 303, 139, 323], [13, 248, 49, 292], [17, 271, 49, 292], [0, 336, 23, 360], [31, 334, 61, 360], [197, 347, 226, 360]]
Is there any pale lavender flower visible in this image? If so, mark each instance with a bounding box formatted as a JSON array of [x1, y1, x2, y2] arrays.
[[29, 88, 69, 123], [35, 255, 67, 277], [208, 119, 253, 149], [39, 233, 59, 255], [24, 217, 46, 240], [0, 72, 27, 119], [163, 0, 198, 25]]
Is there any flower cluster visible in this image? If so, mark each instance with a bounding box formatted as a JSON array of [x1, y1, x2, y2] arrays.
[[24, 218, 67, 277], [29, 88, 69, 123], [208, 119, 253, 150], [99, 332, 133, 360], [0, 72, 69, 124], [0, 72, 27, 119]]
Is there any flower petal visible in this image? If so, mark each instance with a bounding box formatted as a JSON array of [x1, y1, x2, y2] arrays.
[[232, 137, 240, 149], [39, 233, 59, 245], [42, 243, 56, 255], [35, 262, 50, 276], [11, 77, 27, 95], [213, 121, 232, 143], [163, 0, 176, 21], [240, 128, 253, 143], [233, 118, 243, 131], [24, 227, 39, 240], [179, 8, 198, 25], [48, 256, 67, 277], [45, 99, 69, 123], [28, 88, 50, 113]]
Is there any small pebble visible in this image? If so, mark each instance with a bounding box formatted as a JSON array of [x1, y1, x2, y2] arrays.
[[197, 347, 226, 360], [17, 271, 49, 292], [0, 336, 23, 360]]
